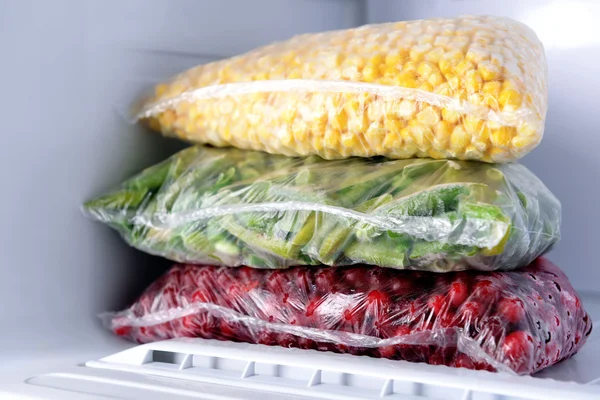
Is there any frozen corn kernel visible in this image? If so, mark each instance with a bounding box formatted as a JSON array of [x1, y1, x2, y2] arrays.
[[139, 16, 547, 163]]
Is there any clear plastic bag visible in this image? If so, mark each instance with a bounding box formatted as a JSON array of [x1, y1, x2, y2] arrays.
[[108, 258, 591, 375], [84, 146, 560, 272], [135, 15, 547, 163]]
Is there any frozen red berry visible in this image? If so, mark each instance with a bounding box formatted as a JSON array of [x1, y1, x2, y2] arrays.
[[503, 331, 535, 373], [427, 294, 448, 315], [114, 326, 132, 337], [497, 298, 526, 323], [457, 301, 486, 325], [448, 280, 469, 308]]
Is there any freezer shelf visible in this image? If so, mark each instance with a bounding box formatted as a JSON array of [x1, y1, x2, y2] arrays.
[[21, 295, 600, 400], [8, 294, 600, 400]]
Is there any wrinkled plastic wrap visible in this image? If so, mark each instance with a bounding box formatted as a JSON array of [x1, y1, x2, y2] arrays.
[[135, 16, 547, 163], [108, 258, 591, 375], [84, 146, 560, 272]]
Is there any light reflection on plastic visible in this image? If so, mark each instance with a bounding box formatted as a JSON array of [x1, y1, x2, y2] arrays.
[[522, 1, 598, 49]]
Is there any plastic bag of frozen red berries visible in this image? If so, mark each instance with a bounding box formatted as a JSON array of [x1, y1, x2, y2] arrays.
[[106, 258, 591, 375]]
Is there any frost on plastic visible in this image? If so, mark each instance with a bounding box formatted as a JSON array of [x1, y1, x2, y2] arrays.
[[84, 146, 560, 272], [107, 258, 591, 375], [134, 15, 547, 163]]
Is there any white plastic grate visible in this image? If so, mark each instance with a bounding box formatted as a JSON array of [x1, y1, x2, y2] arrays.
[[82, 337, 600, 400]]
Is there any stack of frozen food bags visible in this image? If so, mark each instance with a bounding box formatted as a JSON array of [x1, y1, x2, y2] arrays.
[[84, 16, 592, 375]]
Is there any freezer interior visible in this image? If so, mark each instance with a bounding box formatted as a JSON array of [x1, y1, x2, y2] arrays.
[[3, 0, 600, 399]]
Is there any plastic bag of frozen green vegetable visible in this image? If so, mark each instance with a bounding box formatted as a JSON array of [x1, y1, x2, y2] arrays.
[[83, 146, 560, 271]]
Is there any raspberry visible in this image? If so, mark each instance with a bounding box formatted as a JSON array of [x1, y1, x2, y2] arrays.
[[378, 345, 397, 358], [114, 326, 132, 337], [394, 325, 411, 336], [497, 298, 526, 323], [453, 353, 475, 369], [503, 331, 535, 373], [257, 331, 278, 345], [278, 333, 298, 348], [295, 269, 310, 290], [388, 278, 414, 295], [305, 297, 326, 317], [366, 290, 391, 313], [458, 301, 485, 321], [343, 268, 366, 286], [448, 280, 469, 308], [297, 337, 318, 350], [266, 270, 287, 292], [315, 270, 337, 293], [473, 279, 495, 297], [437, 309, 456, 328], [427, 294, 448, 315], [368, 268, 390, 287]]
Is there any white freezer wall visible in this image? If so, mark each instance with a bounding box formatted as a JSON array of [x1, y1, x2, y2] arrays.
[[0, 0, 364, 322], [365, 0, 600, 293]]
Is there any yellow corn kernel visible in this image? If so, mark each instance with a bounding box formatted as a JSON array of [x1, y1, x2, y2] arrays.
[[365, 125, 386, 147], [155, 84, 168, 97], [468, 93, 484, 106], [478, 61, 501, 81], [384, 117, 405, 133], [147, 117, 161, 131], [502, 80, 519, 91], [517, 123, 538, 139], [472, 126, 490, 152], [403, 61, 418, 72], [419, 82, 434, 92], [447, 74, 461, 92], [464, 145, 484, 160], [434, 82, 452, 96], [397, 99, 417, 118], [433, 120, 452, 147], [367, 54, 385, 67], [499, 89, 523, 110], [425, 47, 446, 63], [323, 129, 341, 149], [348, 113, 370, 133], [465, 47, 490, 63], [427, 71, 444, 86], [395, 70, 419, 88], [385, 53, 403, 67], [465, 70, 483, 94], [450, 126, 470, 152], [487, 147, 510, 162], [439, 49, 464, 75], [417, 61, 439, 78], [399, 127, 413, 142], [463, 116, 483, 134], [454, 59, 475, 77], [427, 149, 447, 159], [512, 135, 535, 149], [490, 127, 515, 147], [410, 43, 433, 62], [483, 81, 501, 96], [159, 109, 176, 126], [410, 123, 433, 150], [382, 131, 403, 148], [340, 132, 360, 149], [253, 72, 269, 81], [362, 65, 379, 81], [416, 106, 441, 126], [330, 110, 348, 131], [442, 108, 460, 124]]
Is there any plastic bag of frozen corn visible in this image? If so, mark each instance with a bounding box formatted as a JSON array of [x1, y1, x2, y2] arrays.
[[135, 16, 547, 163], [84, 146, 560, 272]]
